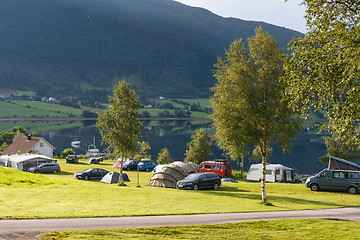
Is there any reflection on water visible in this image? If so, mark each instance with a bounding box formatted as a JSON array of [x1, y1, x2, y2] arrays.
[[2, 120, 327, 173]]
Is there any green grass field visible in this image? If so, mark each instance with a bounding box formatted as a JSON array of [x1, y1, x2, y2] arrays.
[[0, 101, 70, 118], [39, 219, 360, 240], [1, 160, 359, 220], [2, 160, 360, 239]]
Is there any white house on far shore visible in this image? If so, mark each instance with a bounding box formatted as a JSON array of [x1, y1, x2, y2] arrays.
[[1, 135, 55, 158]]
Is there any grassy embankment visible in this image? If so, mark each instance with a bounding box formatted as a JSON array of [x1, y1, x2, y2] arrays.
[[2, 160, 360, 239], [39, 219, 360, 240]]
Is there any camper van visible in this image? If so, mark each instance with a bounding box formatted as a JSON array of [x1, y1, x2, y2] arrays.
[[198, 159, 232, 178], [246, 163, 294, 183]]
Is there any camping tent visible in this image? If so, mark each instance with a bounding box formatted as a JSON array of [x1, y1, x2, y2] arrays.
[[0, 153, 56, 171], [328, 156, 360, 171], [88, 158, 99, 164], [147, 161, 198, 188], [101, 172, 130, 184]]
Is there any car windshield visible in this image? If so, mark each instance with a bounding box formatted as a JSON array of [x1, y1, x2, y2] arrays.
[[83, 169, 93, 173], [184, 174, 200, 181]]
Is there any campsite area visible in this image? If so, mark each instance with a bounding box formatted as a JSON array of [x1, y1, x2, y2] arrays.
[[1, 158, 360, 219], [1, 159, 360, 239]]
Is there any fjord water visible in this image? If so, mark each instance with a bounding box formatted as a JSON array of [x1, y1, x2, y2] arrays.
[[1, 120, 327, 174]]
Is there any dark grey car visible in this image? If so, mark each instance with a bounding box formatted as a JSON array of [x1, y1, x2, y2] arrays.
[[305, 169, 360, 194], [177, 172, 221, 190], [29, 163, 61, 174]]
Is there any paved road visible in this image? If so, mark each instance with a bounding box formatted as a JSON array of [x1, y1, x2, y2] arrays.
[[1, 207, 360, 239]]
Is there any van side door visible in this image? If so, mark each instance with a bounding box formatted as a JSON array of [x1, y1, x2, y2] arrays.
[[316, 170, 333, 189]]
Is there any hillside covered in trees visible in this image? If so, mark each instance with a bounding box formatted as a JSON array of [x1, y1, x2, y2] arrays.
[[0, 0, 303, 100]]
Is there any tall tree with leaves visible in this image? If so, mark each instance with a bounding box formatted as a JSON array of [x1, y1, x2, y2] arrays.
[[157, 148, 173, 164], [211, 27, 302, 203], [184, 128, 212, 165], [134, 141, 151, 160], [284, 0, 360, 161], [97, 81, 141, 184]]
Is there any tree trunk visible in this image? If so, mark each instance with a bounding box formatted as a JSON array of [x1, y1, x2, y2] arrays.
[[240, 157, 244, 179], [119, 152, 124, 185], [260, 143, 268, 203]]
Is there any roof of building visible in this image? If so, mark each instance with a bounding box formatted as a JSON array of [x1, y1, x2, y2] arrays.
[[0, 153, 55, 163], [1, 136, 55, 156]]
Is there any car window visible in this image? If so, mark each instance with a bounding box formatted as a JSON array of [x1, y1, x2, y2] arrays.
[[199, 175, 206, 180], [319, 170, 331, 178], [207, 174, 216, 179], [204, 164, 212, 169], [213, 165, 221, 170], [275, 170, 280, 175], [349, 172, 359, 179], [333, 172, 346, 179], [184, 174, 200, 181], [266, 170, 272, 175]]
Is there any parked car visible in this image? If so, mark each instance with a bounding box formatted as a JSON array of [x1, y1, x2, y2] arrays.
[[29, 163, 60, 174], [66, 155, 78, 164], [123, 160, 140, 171], [177, 172, 221, 190], [74, 168, 109, 180], [305, 169, 360, 194], [137, 160, 157, 172], [198, 159, 232, 177]]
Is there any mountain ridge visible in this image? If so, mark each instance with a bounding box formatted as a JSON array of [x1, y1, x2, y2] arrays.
[[0, 0, 303, 100]]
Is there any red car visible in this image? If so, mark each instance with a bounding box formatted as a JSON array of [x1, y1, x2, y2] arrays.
[[198, 159, 232, 177]]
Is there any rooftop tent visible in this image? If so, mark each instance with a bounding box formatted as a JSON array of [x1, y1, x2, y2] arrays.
[[328, 156, 360, 171], [101, 172, 130, 184], [147, 161, 198, 188]]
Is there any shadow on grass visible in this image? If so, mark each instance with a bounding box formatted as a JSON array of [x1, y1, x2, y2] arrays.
[[195, 186, 346, 209]]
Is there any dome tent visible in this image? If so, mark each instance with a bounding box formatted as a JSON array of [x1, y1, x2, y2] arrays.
[[147, 161, 198, 188], [101, 172, 130, 184]]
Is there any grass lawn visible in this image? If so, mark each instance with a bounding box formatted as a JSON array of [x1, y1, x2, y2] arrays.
[[39, 218, 360, 240], [0, 101, 69, 118], [1, 159, 360, 220], [12, 100, 84, 116]]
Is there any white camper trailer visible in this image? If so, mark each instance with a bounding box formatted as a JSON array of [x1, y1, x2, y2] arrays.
[[246, 163, 294, 183]]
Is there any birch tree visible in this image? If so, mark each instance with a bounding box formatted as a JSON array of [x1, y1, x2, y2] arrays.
[[97, 81, 141, 185], [211, 28, 302, 203]]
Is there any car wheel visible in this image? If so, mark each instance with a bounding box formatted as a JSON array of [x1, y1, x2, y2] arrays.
[[53, 169, 58, 174], [348, 186, 358, 194], [193, 184, 199, 191], [146, 168, 149, 172], [310, 183, 320, 191], [84, 175, 89, 180], [34, 170, 39, 174], [213, 183, 219, 190], [127, 167, 131, 171]]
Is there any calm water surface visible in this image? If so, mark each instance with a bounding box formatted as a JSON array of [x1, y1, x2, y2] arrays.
[[2, 120, 328, 173]]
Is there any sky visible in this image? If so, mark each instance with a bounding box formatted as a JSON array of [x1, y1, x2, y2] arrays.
[[174, 0, 307, 33]]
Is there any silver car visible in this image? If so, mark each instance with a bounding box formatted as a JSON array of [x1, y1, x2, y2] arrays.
[[29, 163, 61, 174]]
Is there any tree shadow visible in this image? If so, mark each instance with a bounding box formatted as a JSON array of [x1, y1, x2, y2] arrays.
[[196, 186, 346, 208]]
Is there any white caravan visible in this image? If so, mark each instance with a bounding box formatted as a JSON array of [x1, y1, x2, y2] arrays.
[[246, 163, 294, 183]]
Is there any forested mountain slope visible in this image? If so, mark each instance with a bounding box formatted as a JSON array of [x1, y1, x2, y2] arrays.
[[0, 0, 303, 99]]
